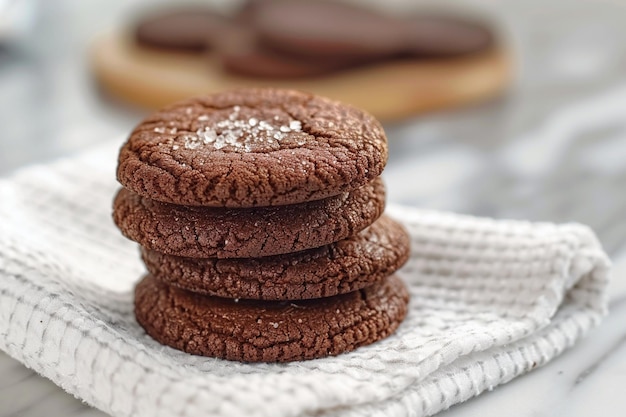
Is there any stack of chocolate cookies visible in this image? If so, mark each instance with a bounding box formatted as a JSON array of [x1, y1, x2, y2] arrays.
[[113, 88, 410, 362]]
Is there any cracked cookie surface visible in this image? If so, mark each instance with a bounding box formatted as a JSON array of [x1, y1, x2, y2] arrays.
[[116, 88, 387, 207], [113, 178, 385, 258], [142, 215, 409, 300], [134, 274, 409, 362]]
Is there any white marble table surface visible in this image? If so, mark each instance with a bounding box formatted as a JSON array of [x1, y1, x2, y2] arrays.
[[1, 0, 626, 415]]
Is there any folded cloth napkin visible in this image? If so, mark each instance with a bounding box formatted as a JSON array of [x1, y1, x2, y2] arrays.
[[0, 141, 611, 417]]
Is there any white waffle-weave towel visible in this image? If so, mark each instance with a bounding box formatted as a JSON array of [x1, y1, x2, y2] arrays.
[[0, 141, 611, 417]]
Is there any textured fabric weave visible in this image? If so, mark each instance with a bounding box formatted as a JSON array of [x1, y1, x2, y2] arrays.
[[0, 142, 611, 417]]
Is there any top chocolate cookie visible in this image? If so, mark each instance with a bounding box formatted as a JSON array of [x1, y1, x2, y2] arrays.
[[117, 89, 387, 207]]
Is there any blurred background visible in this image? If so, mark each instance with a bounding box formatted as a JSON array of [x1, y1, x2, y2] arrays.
[[1, 0, 626, 415]]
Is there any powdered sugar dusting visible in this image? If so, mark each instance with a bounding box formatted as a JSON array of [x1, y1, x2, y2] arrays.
[[186, 106, 303, 151]]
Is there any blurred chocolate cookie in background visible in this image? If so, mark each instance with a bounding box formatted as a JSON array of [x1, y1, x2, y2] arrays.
[[134, 8, 229, 52], [250, 0, 405, 60]]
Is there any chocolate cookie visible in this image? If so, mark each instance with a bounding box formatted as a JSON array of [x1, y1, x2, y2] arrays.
[[116, 88, 388, 207], [134, 8, 229, 52], [134, 274, 409, 362], [113, 178, 385, 258], [142, 215, 409, 300]]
